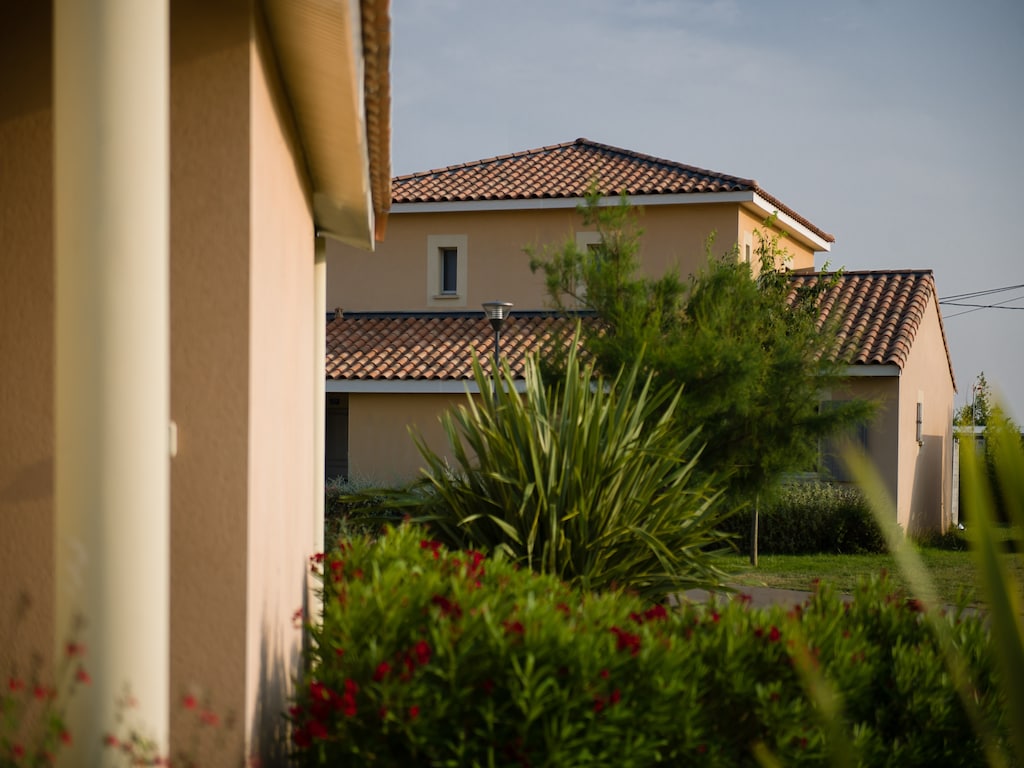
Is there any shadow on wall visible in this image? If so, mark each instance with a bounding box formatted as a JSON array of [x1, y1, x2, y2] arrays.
[[907, 434, 945, 535], [248, 571, 304, 766]]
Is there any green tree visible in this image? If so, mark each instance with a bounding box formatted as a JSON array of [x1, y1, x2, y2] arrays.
[[956, 372, 1023, 524], [528, 193, 874, 561]]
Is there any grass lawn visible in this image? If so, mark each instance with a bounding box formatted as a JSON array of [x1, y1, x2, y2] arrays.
[[727, 546, 1024, 607]]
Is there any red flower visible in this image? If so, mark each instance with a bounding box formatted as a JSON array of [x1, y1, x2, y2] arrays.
[[182, 693, 198, 710], [308, 720, 328, 741], [599, 669, 609, 679], [768, 626, 781, 643], [409, 705, 420, 720], [11, 744, 25, 759], [60, 730, 72, 745], [593, 697, 604, 713], [104, 734, 119, 748], [378, 706, 388, 719], [710, 611, 720, 624], [33, 684, 49, 700], [610, 627, 641, 656], [555, 602, 571, 615], [293, 726, 311, 749], [200, 710, 220, 726], [292, 607, 304, 627], [644, 604, 668, 622], [503, 619, 524, 636], [75, 666, 91, 684], [609, 689, 621, 705], [431, 594, 462, 619], [412, 641, 431, 666], [373, 661, 391, 681], [420, 540, 443, 559], [66, 642, 86, 658], [8, 677, 24, 692]]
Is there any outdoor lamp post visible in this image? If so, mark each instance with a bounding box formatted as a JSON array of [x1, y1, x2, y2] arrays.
[[481, 300, 514, 395]]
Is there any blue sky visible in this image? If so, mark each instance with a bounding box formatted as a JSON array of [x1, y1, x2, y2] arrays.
[[390, 0, 1024, 419]]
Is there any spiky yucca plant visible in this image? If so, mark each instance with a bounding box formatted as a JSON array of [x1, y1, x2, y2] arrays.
[[400, 339, 736, 601]]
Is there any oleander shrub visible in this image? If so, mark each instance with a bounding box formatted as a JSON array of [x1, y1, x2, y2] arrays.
[[723, 481, 888, 555], [361, 342, 736, 600], [290, 523, 1010, 767]]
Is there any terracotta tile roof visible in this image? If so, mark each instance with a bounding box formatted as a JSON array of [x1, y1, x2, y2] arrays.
[[326, 271, 954, 389], [788, 269, 955, 388], [325, 311, 588, 381], [392, 138, 834, 243]]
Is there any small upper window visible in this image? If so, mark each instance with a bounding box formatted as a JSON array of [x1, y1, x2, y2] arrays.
[[440, 247, 458, 294], [427, 235, 467, 307]]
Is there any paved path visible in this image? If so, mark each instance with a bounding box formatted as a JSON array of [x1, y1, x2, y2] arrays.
[[676, 585, 848, 610]]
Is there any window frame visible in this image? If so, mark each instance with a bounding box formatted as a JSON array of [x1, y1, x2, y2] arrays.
[[427, 235, 468, 307]]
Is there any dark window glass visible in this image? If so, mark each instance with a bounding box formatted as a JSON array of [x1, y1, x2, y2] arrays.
[[441, 247, 458, 293]]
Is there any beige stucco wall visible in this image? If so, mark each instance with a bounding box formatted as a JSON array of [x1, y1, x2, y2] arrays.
[[737, 207, 816, 272], [0, 1, 55, 690], [3, 2, 341, 762], [171, 3, 318, 763], [327, 202, 810, 313], [827, 299, 955, 536], [169, 2, 251, 759], [347, 392, 475, 483], [828, 376, 902, 523], [245, 10, 316, 759], [895, 296, 956, 533]]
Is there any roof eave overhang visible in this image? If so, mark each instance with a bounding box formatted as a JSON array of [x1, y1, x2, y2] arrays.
[[841, 364, 901, 377], [326, 379, 527, 393], [744, 194, 831, 253], [390, 191, 831, 253], [263, 0, 391, 250]]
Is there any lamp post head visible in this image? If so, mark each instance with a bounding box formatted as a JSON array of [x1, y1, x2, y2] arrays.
[[482, 300, 514, 331]]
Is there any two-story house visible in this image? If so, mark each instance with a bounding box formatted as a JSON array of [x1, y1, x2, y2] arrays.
[[325, 138, 955, 533]]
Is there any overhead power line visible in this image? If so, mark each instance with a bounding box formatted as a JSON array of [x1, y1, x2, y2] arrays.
[[939, 283, 1024, 319]]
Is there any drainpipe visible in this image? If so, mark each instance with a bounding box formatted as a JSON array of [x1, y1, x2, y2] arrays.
[[54, 0, 170, 760]]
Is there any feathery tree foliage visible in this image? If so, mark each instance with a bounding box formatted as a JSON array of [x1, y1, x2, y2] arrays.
[[527, 192, 874, 513]]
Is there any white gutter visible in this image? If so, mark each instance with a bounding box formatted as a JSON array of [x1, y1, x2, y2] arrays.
[[391, 191, 831, 253]]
